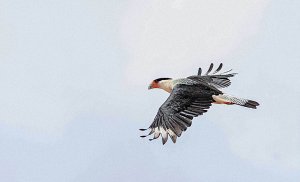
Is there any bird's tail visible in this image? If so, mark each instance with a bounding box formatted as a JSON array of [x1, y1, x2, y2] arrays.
[[213, 94, 259, 109]]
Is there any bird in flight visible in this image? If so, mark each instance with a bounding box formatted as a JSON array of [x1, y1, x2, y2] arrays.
[[140, 63, 259, 144]]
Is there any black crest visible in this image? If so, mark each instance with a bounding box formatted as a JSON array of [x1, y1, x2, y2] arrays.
[[154, 78, 172, 83]]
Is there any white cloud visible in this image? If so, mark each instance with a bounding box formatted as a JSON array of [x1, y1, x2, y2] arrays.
[[121, 0, 270, 85]]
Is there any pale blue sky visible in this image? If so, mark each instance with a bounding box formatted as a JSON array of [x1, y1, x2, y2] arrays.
[[0, 0, 299, 181]]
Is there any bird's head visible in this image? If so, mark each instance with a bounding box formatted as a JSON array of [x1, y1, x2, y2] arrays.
[[148, 78, 172, 90]]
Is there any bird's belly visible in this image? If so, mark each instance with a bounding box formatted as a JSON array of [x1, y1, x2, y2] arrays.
[[212, 95, 233, 105]]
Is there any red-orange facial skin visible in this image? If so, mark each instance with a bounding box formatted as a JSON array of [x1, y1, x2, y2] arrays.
[[150, 81, 160, 89]]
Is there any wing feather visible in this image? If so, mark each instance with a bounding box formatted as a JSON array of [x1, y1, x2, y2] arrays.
[[188, 63, 237, 89], [212, 63, 223, 74], [205, 63, 214, 75], [140, 84, 221, 144]]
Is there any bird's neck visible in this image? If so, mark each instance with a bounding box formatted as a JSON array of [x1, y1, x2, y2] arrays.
[[158, 80, 174, 93]]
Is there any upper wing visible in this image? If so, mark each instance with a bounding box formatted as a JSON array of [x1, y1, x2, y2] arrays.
[[140, 83, 222, 144], [188, 63, 237, 89]]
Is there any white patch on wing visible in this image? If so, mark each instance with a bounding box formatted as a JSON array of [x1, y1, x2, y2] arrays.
[[167, 129, 175, 136], [160, 127, 168, 138], [153, 127, 160, 139]]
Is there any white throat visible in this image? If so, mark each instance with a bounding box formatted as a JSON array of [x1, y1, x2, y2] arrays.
[[158, 80, 174, 93]]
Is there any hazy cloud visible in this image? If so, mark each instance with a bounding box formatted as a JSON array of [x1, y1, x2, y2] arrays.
[[121, 0, 270, 84]]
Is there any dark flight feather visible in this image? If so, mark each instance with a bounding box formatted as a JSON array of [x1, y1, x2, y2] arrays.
[[212, 63, 223, 74], [198, 67, 202, 76], [140, 83, 221, 144], [205, 63, 214, 75]]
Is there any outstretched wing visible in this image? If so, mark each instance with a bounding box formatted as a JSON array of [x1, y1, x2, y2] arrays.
[[188, 63, 237, 89], [140, 83, 222, 144]]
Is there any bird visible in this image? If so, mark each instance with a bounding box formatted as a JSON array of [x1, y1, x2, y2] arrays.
[[140, 63, 259, 145]]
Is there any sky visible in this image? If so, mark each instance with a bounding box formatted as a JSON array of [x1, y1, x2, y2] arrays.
[[0, 0, 299, 181]]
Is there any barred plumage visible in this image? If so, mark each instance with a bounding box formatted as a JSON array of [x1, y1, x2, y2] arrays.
[[142, 63, 259, 144]]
